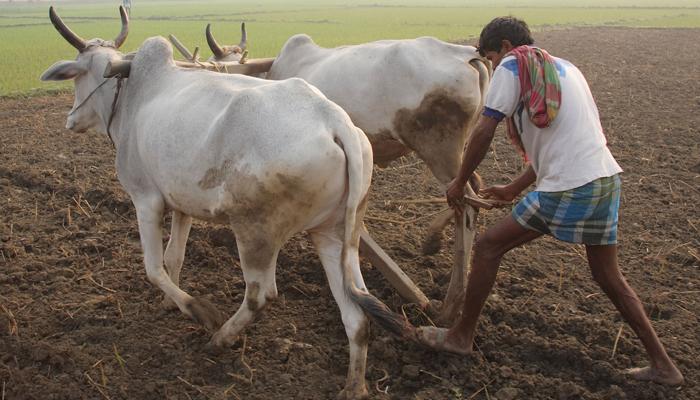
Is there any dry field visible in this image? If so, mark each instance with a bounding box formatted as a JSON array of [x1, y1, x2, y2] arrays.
[[1, 27, 698, 399]]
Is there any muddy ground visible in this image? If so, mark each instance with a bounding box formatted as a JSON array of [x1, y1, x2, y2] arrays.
[[1, 27, 699, 400]]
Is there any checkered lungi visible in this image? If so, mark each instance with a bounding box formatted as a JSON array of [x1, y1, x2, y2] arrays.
[[512, 174, 621, 245]]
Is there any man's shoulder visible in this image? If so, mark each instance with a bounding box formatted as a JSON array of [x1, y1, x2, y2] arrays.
[[497, 56, 518, 76]]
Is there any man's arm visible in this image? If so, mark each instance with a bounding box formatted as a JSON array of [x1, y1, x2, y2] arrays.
[[509, 163, 536, 194], [481, 163, 535, 202], [446, 114, 500, 213]]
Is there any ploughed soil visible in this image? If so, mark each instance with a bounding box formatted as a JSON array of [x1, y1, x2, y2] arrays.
[[1, 27, 698, 400]]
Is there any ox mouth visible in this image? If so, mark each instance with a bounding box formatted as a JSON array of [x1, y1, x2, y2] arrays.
[[66, 123, 88, 133]]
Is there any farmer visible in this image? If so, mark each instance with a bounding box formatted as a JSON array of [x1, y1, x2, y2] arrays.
[[417, 16, 684, 385]]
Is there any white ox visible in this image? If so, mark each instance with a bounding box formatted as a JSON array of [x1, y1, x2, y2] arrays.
[[41, 7, 408, 399], [204, 27, 490, 320], [206, 27, 490, 254], [205, 23, 247, 62]]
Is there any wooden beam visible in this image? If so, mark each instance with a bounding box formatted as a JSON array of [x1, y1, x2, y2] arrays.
[[438, 207, 477, 324], [359, 229, 429, 308], [104, 57, 276, 78], [175, 58, 276, 75], [168, 34, 194, 61]]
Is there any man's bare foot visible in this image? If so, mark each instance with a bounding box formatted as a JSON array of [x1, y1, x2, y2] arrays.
[[625, 366, 684, 386], [416, 326, 472, 355]]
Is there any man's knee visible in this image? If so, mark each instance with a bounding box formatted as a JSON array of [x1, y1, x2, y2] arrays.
[[590, 267, 608, 288], [473, 233, 504, 263], [589, 264, 624, 292]]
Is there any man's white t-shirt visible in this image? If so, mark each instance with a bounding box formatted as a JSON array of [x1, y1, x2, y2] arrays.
[[484, 55, 622, 192]]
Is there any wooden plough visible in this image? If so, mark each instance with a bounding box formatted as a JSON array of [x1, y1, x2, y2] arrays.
[[104, 38, 511, 324]]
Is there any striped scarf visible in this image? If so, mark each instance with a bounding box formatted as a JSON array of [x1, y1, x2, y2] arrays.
[[506, 45, 562, 161]]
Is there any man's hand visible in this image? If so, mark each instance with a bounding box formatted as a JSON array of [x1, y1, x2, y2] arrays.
[[480, 184, 519, 202], [444, 115, 499, 214], [446, 177, 468, 215]]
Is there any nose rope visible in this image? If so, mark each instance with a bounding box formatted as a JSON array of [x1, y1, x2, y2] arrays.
[[68, 77, 113, 116]]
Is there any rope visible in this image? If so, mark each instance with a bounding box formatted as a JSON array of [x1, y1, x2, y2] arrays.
[[106, 76, 124, 148], [68, 77, 113, 117]]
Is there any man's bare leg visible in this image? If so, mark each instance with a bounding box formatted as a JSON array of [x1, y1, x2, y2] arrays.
[[418, 215, 541, 354], [586, 244, 684, 386]]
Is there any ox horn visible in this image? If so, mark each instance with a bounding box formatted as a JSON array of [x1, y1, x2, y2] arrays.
[[169, 34, 195, 61], [206, 24, 225, 59], [49, 6, 87, 52], [104, 60, 131, 78], [239, 22, 247, 51], [113, 6, 129, 48]]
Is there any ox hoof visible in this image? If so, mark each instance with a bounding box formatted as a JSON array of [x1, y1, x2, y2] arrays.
[[421, 233, 442, 256], [425, 299, 443, 318], [203, 340, 228, 356], [186, 297, 225, 332], [337, 384, 368, 400], [161, 295, 178, 311], [205, 331, 240, 355]]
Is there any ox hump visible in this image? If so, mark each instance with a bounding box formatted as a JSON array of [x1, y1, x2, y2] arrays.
[[131, 36, 175, 73], [282, 34, 316, 51]]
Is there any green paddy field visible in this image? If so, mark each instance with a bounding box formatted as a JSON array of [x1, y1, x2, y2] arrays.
[[1, 0, 698, 95]]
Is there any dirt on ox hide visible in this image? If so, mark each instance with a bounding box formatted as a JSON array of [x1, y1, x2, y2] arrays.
[[0, 27, 698, 400]]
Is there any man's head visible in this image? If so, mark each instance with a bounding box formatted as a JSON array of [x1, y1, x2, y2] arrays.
[[477, 17, 534, 67]]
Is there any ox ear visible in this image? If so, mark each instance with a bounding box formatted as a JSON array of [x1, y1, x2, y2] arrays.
[[40, 60, 86, 81]]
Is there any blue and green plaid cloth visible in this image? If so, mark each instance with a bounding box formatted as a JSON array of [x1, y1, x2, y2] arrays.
[[512, 175, 621, 245]]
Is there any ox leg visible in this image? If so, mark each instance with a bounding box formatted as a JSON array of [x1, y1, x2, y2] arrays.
[[162, 210, 193, 310], [422, 173, 482, 256], [209, 236, 279, 349], [422, 208, 455, 255], [135, 198, 223, 331], [310, 230, 369, 400]]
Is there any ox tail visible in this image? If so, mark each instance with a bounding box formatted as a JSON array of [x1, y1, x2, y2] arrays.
[[336, 125, 418, 341], [468, 57, 491, 108]]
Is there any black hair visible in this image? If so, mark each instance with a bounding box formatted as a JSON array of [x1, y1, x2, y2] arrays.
[[477, 16, 534, 56]]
